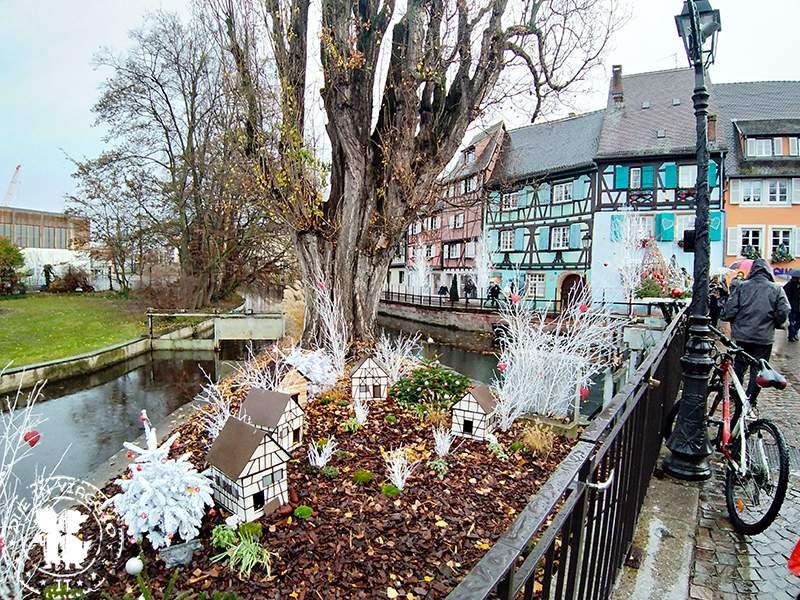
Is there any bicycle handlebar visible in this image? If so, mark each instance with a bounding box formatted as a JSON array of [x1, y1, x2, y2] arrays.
[[707, 325, 760, 366]]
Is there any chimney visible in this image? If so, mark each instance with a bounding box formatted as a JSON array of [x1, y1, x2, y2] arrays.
[[708, 114, 717, 143], [611, 65, 623, 106]]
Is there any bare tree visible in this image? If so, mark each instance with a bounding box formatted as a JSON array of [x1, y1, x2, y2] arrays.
[[208, 0, 619, 342]]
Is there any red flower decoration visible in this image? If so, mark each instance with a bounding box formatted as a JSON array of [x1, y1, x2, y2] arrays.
[[579, 386, 590, 400], [578, 303, 589, 313], [510, 294, 521, 304], [23, 430, 41, 448], [497, 362, 508, 373], [126, 451, 134, 459], [209, 508, 217, 517], [0, 536, 4, 554]]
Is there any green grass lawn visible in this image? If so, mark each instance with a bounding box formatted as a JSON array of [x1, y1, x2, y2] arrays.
[[0, 293, 147, 367]]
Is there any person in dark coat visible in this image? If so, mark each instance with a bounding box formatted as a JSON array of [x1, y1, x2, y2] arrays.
[[488, 282, 501, 308], [784, 270, 800, 342], [721, 258, 791, 402], [709, 275, 729, 328]]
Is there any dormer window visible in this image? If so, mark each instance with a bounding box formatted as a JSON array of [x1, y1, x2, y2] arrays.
[[464, 147, 476, 163], [747, 138, 773, 157]]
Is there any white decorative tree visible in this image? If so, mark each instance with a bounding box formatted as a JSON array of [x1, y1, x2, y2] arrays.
[[353, 397, 370, 426], [617, 214, 651, 303], [408, 242, 432, 295], [231, 345, 291, 392], [473, 228, 494, 302], [195, 369, 232, 446], [307, 267, 349, 378], [307, 436, 337, 468], [432, 426, 455, 458], [384, 448, 417, 491], [373, 330, 422, 384], [109, 410, 212, 550]]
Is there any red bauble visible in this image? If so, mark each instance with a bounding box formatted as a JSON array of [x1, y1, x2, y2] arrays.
[[579, 386, 590, 400], [497, 362, 508, 373], [671, 288, 683, 298], [23, 430, 41, 448], [578, 303, 589, 313], [126, 451, 134, 459], [209, 508, 217, 517], [0, 536, 4, 554], [510, 294, 521, 304], [136, 465, 142, 471]]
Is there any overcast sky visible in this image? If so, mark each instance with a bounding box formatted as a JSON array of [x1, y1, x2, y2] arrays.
[[1, 0, 798, 212]]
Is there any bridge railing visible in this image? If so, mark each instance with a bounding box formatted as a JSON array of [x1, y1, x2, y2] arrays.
[[447, 305, 688, 600]]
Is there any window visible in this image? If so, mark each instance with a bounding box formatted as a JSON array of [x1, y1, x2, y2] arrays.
[[773, 138, 785, 156], [771, 228, 792, 254], [292, 428, 301, 444], [552, 182, 573, 203], [430, 215, 439, 229], [252, 491, 265, 510], [767, 179, 789, 203], [464, 147, 475, 163], [445, 243, 462, 259], [550, 226, 570, 251], [399, 271, 405, 284], [524, 272, 546, 298], [500, 192, 518, 211], [463, 419, 474, 435], [423, 217, 430, 230], [372, 384, 382, 399], [630, 168, 642, 190], [741, 180, 762, 203], [790, 138, 799, 156], [262, 469, 284, 487], [464, 241, 476, 258], [0, 223, 11, 240], [740, 228, 762, 254], [43, 227, 67, 249], [675, 214, 694, 243], [425, 244, 434, 258], [746, 138, 772, 157], [14, 224, 39, 248], [452, 213, 465, 228], [499, 230, 514, 251], [465, 176, 477, 192], [678, 164, 697, 189]]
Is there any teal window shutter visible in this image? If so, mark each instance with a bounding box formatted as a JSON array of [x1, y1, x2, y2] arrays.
[[538, 183, 551, 204], [571, 178, 583, 200], [489, 228, 499, 250], [614, 166, 630, 189], [663, 163, 678, 188], [538, 225, 550, 250], [708, 161, 718, 187], [514, 227, 525, 250], [655, 213, 675, 241], [488, 191, 501, 211], [709, 210, 723, 242], [642, 165, 655, 189], [568, 223, 582, 249], [520, 186, 533, 208], [610, 215, 624, 241]]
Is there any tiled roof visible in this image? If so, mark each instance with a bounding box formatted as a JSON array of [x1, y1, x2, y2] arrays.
[[713, 81, 800, 177], [442, 121, 505, 183], [597, 68, 723, 159], [239, 388, 297, 429], [206, 417, 289, 480], [488, 110, 605, 184]]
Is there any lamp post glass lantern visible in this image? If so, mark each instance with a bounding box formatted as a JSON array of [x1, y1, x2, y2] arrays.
[[662, 0, 721, 481]]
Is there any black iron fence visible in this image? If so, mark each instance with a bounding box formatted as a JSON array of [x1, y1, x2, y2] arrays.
[[448, 306, 688, 599]]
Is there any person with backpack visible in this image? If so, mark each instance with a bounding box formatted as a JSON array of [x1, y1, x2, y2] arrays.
[[783, 269, 800, 342], [721, 258, 791, 402]]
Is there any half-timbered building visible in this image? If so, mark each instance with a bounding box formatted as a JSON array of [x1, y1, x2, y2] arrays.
[[484, 111, 604, 308], [350, 355, 391, 401], [238, 388, 305, 452], [451, 384, 497, 440], [591, 66, 726, 302]]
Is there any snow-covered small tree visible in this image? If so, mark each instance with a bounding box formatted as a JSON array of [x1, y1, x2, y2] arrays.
[[432, 426, 455, 458], [353, 397, 369, 426], [473, 228, 494, 301], [231, 345, 290, 392], [109, 410, 212, 549], [617, 214, 651, 302], [384, 448, 417, 491], [307, 267, 349, 378], [373, 331, 422, 384], [408, 243, 432, 295], [195, 369, 232, 446], [307, 436, 337, 468], [285, 347, 339, 398]]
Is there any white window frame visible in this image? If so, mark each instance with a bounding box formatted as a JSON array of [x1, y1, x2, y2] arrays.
[[465, 175, 477, 193], [790, 137, 799, 157], [524, 272, 546, 298], [770, 227, 792, 254], [740, 227, 763, 255], [678, 164, 697, 189], [773, 137, 785, 156], [464, 241, 476, 258], [430, 215, 440, 229], [453, 212, 465, 228], [464, 147, 475, 163], [675, 214, 694, 242], [550, 225, 570, 251], [741, 180, 762, 204], [746, 138, 772, 157], [552, 181, 573, 203], [629, 168, 642, 190], [767, 179, 789, 204], [499, 230, 514, 252], [500, 191, 519, 211]]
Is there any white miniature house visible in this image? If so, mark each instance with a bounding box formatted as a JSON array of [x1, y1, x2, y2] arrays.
[[279, 368, 312, 407], [350, 356, 391, 402], [206, 417, 291, 522], [238, 388, 305, 451], [451, 384, 498, 440]]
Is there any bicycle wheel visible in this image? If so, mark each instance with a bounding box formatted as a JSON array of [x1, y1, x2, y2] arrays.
[[724, 419, 789, 535]]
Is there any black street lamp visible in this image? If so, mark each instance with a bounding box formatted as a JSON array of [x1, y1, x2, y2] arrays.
[[662, 0, 721, 481], [581, 232, 592, 278]]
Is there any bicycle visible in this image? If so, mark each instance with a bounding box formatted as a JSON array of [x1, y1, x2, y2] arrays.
[[665, 325, 790, 535]]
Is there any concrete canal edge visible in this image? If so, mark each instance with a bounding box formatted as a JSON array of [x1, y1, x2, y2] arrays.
[[0, 321, 214, 395]]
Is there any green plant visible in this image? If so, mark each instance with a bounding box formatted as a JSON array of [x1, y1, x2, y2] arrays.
[[337, 399, 350, 407], [293, 505, 313, 519], [0, 237, 26, 296], [342, 417, 361, 433], [741, 244, 761, 260], [336, 449, 353, 461], [319, 395, 332, 405], [388, 362, 470, 411], [352, 468, 375, 485], [237, 521, 263, 540], [428, 457, 448, 480], [211, 524, 238, 549], [772, 243, 794, 264], [384, 414, 398, 424], [509, 440, 525, 453], [380, 483, 401, 497], [489, 441, 509, 461], [320, 465, 339, 478], [634, 276, 664, 299], [211, 533, 275, 579], [412, 403, 428, 419]]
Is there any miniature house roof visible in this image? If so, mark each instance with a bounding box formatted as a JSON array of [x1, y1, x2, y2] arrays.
[[239, 388, 300, 429], [461, 384, 498, 413], [351, 355, 390, 376], [282, 367, 312, 383], [206, 417, 289, 480]]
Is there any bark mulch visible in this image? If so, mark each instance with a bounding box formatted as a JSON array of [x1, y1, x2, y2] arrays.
[[87, 370, 576, 599]]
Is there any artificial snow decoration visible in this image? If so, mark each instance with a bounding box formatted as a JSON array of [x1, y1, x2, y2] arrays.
[[473, 228, 494, 300], [491, 288, 624, 428], [384, 448, 417, 491], [195, 369, 232, 446], [206, 417, 291, 523], [125, 556, 144, 576], [450, 384, 498, 440], [408, 242, 432, 295], [285, 347, 339, 398], [109, 410, 212, 550], [238, 388, 305, 451], [351, 355, 392, 401], [432, 427, 455, 458], [307, 437, 337, 468], [617, 214, 651, 302], [373, 332, 422, 384], [353, 397, 370, 426]]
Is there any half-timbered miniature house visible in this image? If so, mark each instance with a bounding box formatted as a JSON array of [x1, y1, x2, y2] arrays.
[[206, 417, 291, 522], [350, 356, 390, 402], [484, 111, 603, 310], [279, 368, 312, 407], [238, 388, 305, 452], [451, 384, 498, 440]]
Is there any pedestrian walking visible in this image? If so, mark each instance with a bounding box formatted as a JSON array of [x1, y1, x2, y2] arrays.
[[729, 271, 745, 292], [488, 282, 501, 308], [783, 269, 800, 342], [709, 275, 729, 328], [721, 258, 791, 403]]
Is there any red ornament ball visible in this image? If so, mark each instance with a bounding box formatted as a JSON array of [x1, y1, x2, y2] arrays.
[[0, 536, 4, 554], [136, 465, 142, 471], [578, 303, 589, 313], [23, 430, 41, 448], [579, 386, 590, 400], [510, 293, 521, 304], [671, 288, 683, 298], [497, 362, 508, 373], [126, 451, 134, 459], [209, 508, 217, 517]]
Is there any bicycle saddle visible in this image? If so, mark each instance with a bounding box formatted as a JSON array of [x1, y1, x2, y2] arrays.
[[755, 360, 787, 390]]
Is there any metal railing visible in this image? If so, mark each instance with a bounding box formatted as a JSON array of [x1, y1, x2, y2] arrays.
[[448, 306, 688, 600]]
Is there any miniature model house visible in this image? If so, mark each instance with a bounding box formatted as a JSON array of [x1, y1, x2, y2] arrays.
[[206, 417, 291, 522], [451, 384, 498, 440], [279, 368, 312, 407], [350, 356, 391, 402], [238, 388, 305, 452]]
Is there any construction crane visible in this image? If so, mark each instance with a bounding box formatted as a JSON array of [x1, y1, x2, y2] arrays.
[[3, 164, 22, 207]]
